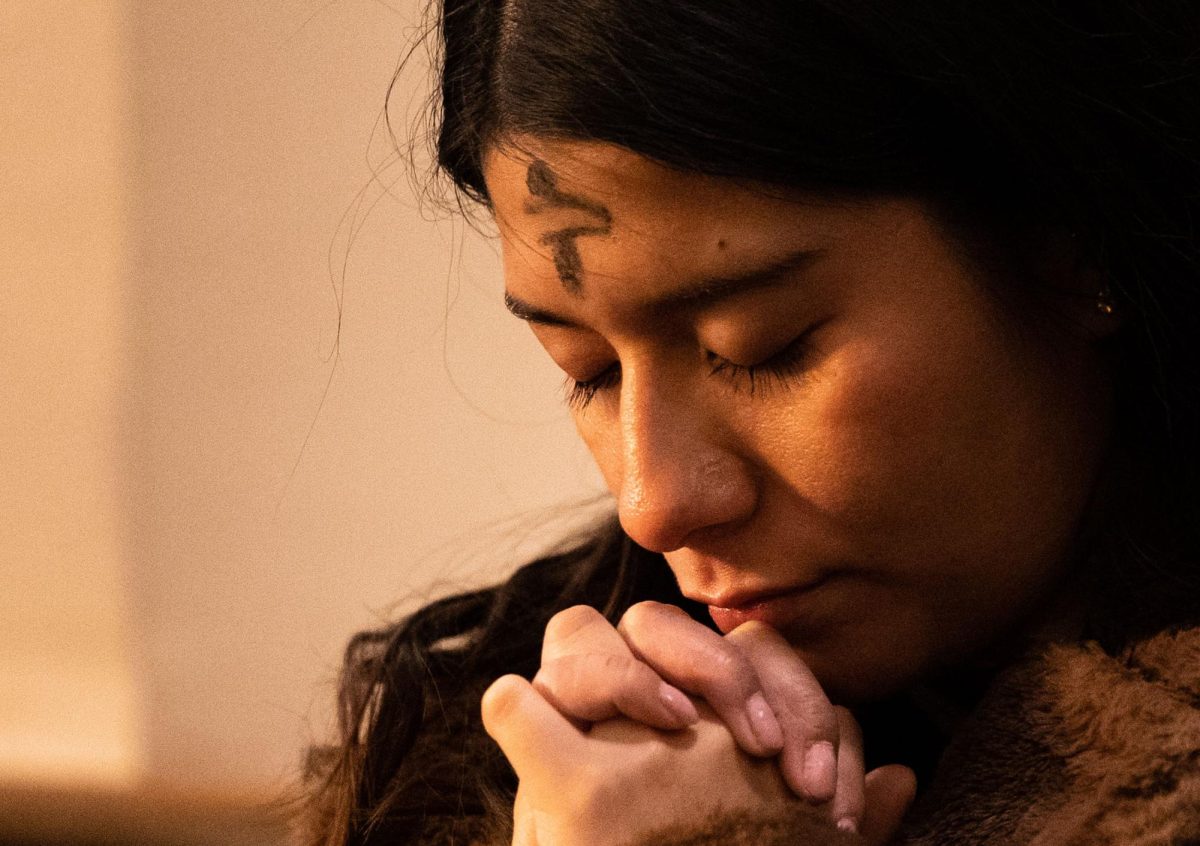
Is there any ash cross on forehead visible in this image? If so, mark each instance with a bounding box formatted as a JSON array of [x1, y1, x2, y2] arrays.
[[523, 159, 614, 294]]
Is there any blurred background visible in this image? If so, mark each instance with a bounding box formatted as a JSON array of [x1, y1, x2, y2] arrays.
[[0, 1, 603, 842]]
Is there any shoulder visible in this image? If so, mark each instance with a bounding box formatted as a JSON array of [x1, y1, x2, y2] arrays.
[[902, 625, 1200, 845], [1026, 625, 1200, 843]]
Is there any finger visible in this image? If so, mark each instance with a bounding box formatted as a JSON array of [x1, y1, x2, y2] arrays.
[[539, 605, 696, 727], [724, 621, 840, 801], [540, 605, 633, 664], [481, 674, 584, 782], [860, 765, 917, 846], [534, 653, 698, 728], [618, 601, 784, 757], [829, 707, 865, 834]]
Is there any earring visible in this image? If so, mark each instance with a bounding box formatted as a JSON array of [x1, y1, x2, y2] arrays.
[[1096, 286, 1116, 316]]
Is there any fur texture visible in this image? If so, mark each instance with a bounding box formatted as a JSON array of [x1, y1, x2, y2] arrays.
[[648, 807, 860, 846], [647, 627, 1200, 846]]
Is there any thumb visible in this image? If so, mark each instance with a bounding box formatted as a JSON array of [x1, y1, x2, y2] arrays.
[[482, 674, 583, 782], [859, 765, 917, 845]]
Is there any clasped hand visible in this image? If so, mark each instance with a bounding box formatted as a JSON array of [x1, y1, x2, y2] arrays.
[[482, 602, 915, 846]]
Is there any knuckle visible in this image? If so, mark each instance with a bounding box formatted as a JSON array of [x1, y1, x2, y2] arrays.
[[703, 642, 740, 675], [599, 651, 640, 679], [602, 654, 661, 706], [805, 710, 840, 743], [769, 676, 833, 729], [544, 604, 605, 646], [480, 674, 527, 728], [694, 642, 756, 694], [551, 653, 612, 691], [534, 657, 610, 719], [779, 697, 838, 742], [617, 600, 661, 636], [543, 652, 647, 691], [618, 600, 687, 635]]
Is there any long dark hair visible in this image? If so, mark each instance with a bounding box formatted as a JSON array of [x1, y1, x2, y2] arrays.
[[299, 3, 1200, 843]]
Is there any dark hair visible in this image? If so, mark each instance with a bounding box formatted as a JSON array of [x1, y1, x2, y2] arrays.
[[299, 3, 1200, 843]]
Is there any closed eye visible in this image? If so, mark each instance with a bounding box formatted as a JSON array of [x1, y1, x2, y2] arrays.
[[706, 330, 815, 396], [562, 324, 820, 410], [556, 324, 820, 408], [564, 363, 621, 410]]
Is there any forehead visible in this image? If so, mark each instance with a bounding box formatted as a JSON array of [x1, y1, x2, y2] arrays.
[[483, 140, 844, 296], [486, 140, 804, 234], [481, 138, 950, 335]]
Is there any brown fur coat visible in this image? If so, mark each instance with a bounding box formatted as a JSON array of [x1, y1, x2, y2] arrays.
[[440, 627, 1200, 845], [645, 626, 1200, 845]]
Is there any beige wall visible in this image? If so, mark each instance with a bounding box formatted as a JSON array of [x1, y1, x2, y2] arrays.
[[0, 1, 143, 788], [3, 0, 602, 798]]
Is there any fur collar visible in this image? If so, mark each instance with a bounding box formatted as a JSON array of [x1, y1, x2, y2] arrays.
[[645, 626, 1200, 846], [898, 625, 1200, 844]]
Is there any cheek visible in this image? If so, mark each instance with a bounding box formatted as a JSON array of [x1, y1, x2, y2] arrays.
[[747, 324, 1040, 555], [573, 410, 623, 493]]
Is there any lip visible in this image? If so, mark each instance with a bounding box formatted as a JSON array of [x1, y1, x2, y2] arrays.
[[701, 578, 832, 635]]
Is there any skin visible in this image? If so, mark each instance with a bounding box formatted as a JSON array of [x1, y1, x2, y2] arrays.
[[524, 159, 614, 292], [480, 137, 1116, 842], [484, 676, 916, 846]]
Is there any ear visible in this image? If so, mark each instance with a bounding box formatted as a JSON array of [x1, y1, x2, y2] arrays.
[[1037, 230, 1122, 340]]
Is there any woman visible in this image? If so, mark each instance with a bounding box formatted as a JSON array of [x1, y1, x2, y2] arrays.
[[300, 2, 1200, 844]]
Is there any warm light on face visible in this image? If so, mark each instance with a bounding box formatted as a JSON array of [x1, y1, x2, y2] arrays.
[[485, 137, 1114, 702]]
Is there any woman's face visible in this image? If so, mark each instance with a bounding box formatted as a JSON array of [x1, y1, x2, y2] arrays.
[[484, 139, 1113, 701]]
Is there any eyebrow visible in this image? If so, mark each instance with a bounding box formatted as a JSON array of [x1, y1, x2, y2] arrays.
[[503, 247, 825, 327]]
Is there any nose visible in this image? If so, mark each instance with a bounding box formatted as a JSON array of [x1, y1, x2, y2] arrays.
[[613, 366, 758, 553]]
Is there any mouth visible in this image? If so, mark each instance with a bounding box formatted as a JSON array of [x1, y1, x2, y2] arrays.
[[696, 578, 833, 635]]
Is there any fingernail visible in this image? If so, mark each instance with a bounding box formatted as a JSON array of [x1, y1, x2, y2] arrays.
[[837, 816, 858, 835], [746, 692, 784, 752], [802, 741, 836, 801], [658, 683, 698, 724]]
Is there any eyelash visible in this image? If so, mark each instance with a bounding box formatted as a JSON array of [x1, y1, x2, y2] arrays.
[[564, 333, 813, 411], [564, 366, 621, 410]]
